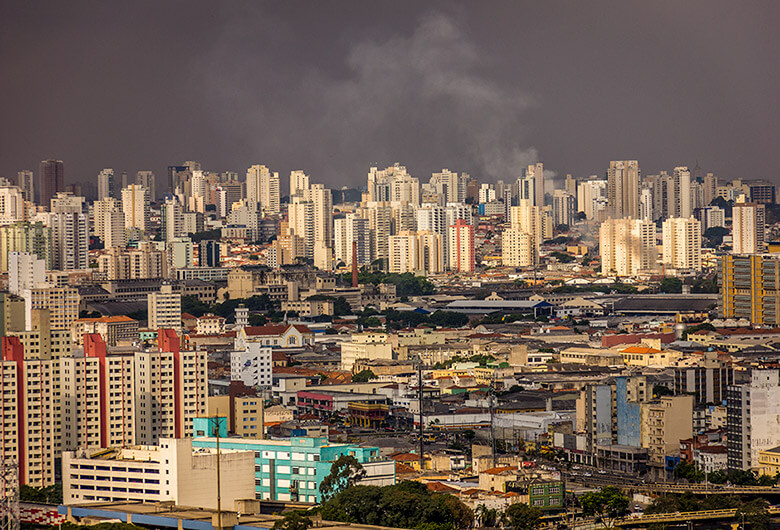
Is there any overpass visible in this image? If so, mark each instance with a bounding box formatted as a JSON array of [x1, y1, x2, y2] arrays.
[[616, 506, 780, 527]]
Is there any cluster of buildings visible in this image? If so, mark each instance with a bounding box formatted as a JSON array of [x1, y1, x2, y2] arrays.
[[1, 156, 779, 519]]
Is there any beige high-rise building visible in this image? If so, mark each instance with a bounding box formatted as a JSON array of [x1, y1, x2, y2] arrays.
[[0, 185, 26, 225], [122, 183, 151, 232], [525, 162, 545, 208], [288, 198, 315, 258], [607, 160, 640, 219], [23, 286, 80, 331], [732, 201, 766, 254], [501, 229, 535, 267], [662, 217, 702, 271], [148, 284, 182, 331], [386, 230, 443, 274], [334, 214, 372, 268], [673, 166, 692, 218], [447, 219, 474, 273], [388, 232, 417, 273], [246, 164, 280, 215], [308, 183, 333, 248], [0, 338, 60, 487], [93, 197, 127, 248], [599, 217, 657, 276], [289, 170, 310, 198], [1, 331, 208, 487], [97, 244, 167, 280]]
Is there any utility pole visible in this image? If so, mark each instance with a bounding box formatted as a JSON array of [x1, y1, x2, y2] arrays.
[[418, 359, 424, 472], [213, 414, 223, 530]]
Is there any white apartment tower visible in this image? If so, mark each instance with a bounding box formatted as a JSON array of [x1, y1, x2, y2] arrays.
[[600, 217, 657, 276], [732, 201, 766, 254], [662, 217, 702, 271], [246, 164, 280, 215]]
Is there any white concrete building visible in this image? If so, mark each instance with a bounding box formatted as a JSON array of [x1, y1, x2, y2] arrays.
[[62, 438, 255, 507], [600, 217, 657, 276], [231, 329, 273, 388], [662, 217, 702, 271], [9, 251, 46, 295], [732, 201, 766, 254]]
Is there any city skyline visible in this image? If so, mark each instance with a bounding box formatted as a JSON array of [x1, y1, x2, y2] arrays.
[[1, 1, 778, 187]]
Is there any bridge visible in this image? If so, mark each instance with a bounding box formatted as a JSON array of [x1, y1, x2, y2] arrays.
[[566, 474, 780, 495], [616, 506, 780, 527]]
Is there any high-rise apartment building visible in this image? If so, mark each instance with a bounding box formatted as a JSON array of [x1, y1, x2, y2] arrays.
[[47, 210, 89, 270], [577, 179, 608, 220], [93, 197, 127, 248], [148, 284, 182, 331], [727, 369, 780, 470], [18, 170, 34, 202], [717, 254, 780, 325], [289, 170, 310, 198], [161, 198, 184, 242], [673, 166, 692, 218], [9, 252, 46, 295], [0, 185, 26, 225], [552, 189, 576, 227], [198, 240, 221, 268], [1, 331, 208, 487], [246, 164, 280, 215], [97, 168, 115, 200], [662, 217, 702, 271], [135, 171, 156, 203], [501, 229, 535, 267], [308, 183, 333, 249], [447, 219, 474, 273], [39, 159, 64, 207], [599, 217, 657, 276], [23, 286, 80, 331], [334, 214, 372, 268], [526, 162, 545, 208], [732, 201, 766, 254], [0, 337, 60, 487], [0, 221, 53, 272], [607, 160, 640, 219], [121, 183, 151, 232]]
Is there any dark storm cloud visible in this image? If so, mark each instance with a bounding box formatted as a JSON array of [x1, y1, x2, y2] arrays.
[[0, 1, 778, 188]]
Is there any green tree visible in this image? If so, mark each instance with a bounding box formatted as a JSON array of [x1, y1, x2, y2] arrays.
[[319, 455, 366, 501], [549, 251, 575, 263], [580, 486, 630, 528], [703, 226, 729, 247], [736, 498, 770, 530], [273, 512, 313, 530], [429, 310, 470, 328], [334, 296, 352, 316], [504, 503, 542, 529], [352, 370, 377, 383], [475, 505, 499, 528], [658, 277, 683, 293]]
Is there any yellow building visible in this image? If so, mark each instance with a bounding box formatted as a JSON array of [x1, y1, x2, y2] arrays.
[[620, 345, 680, 367], [758, 446, 780, 476]]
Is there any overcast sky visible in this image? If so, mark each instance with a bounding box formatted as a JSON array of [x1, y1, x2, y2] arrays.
[[1, 1, 777, 189]]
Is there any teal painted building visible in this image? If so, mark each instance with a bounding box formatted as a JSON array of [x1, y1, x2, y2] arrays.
[[191, 427, 395, 503]]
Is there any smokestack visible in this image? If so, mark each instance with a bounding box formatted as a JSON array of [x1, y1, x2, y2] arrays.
[[352, 240, 358, 288]]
